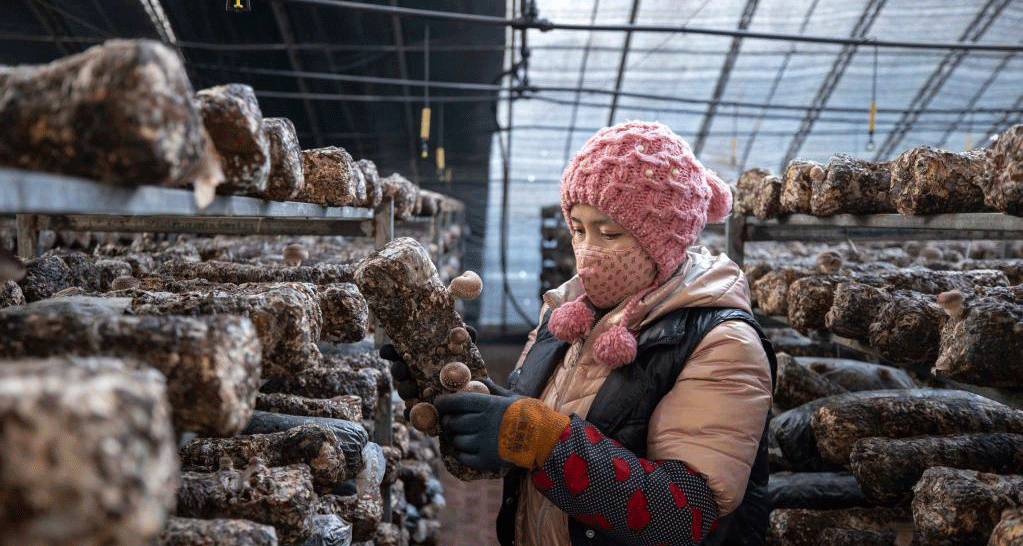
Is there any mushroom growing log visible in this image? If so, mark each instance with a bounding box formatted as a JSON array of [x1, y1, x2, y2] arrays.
[[849, 433, 1023, 506], [867, 291, 946, 365], [195, 84, 270, 196], [354, 237, 497, 480], [127, 282, 322, 377], [989, 509, 1023, 546], [240, 411, 368, 479], [769, 507, 911, 546], [781, 159, 825, 215], [912, 467, 1023, 546], [260, 362, 387, 420], [814, 528, 896, 546], [771, 389, 983, 473], [934, 287, 1023, 388], [773, 353, 848, 411], [49, 253, 131, 293], [752, 174, 784, 220], [825, 282, 891, 340], [261, 117, 304, 201], [752, 268, 813, 316], [811, 390, 1023, 466], [156, 518, 278, 546], [0, 309, 261, 436], [355, 159, 383, 209], [982, 124, 1023, 216], [179, 424, 347, 489], [255, 392, 361, 421], [961, 259, 1023, 285], [787, 275, 839, 333], [379, 174, 419, 220], [737, 168, 783, 220], [0, 40, 221, 203], [316, 493, 383, 542], [175, 462, 317, 545], [793, 356, 915, 392], [889, 146, 990, 215], [810, 155, 894, 216], [318, 283, 369, 343], [768, 472, 868, 510], [0, 280, 24, 309], [294, 146, 362, 207], [158, 259, 355, 285], [0, 357, 178, 546]]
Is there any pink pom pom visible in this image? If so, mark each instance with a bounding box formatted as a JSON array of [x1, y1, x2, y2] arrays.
[[704, 170, 733, 224], [548, 299, 594, 342], [593, 324, 637, 368]]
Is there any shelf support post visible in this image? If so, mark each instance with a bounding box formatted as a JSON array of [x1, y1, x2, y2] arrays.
[[725, 213, 747, 268], [16, 214, 39, 260]]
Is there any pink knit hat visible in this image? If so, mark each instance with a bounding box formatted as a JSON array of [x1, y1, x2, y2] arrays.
[[548, 120, 733, 367]]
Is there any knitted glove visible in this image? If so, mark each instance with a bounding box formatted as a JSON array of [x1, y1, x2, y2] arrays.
[[434, 392, 570, 471]]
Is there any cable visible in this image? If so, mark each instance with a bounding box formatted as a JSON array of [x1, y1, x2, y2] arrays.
[[187, 63, 1023, 116], [273, 0, 1023, 52], [6, 33, 1012, 58]]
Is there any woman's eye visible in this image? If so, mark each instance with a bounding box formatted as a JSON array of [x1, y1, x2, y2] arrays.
[[601, 232, 621, 240]]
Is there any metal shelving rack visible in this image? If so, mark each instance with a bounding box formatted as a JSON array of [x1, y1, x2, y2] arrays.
[[0, 164, 398, 505], [727, 211, 1023, 408], [725, 212, 1023, 268]]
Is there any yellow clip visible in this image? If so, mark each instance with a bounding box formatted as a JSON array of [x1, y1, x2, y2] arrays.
[[420, 107, 432, 140]]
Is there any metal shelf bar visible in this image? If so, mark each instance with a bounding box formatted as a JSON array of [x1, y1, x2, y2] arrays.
[[0, 167, 374, 220]]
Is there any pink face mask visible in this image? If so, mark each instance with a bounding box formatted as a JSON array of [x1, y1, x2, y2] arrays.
[[573, 243, 657, 309]]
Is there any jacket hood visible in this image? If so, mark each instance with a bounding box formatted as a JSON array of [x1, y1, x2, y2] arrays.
[[543, 246, 752, 332]]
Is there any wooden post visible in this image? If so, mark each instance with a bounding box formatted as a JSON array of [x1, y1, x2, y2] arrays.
[[725, 213, 746, 268], [15, 214, 38, 260]]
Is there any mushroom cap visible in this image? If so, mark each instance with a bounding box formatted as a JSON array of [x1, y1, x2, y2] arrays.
[[448, 270, 482, 300], [809, 164, 825, 181], [409, 402, 439, 435], [815, 251, 843, 273], [439, 361, 471, 391], [0, 248, 25, 282], [461, 380, 489, 395], [283, 243, 308, 266], [936, 290, 965, 317], [919, 247, 944, 262], [110, 276, 140, 291]]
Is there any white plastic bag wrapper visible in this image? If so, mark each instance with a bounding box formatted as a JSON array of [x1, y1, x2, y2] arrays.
[[303, 514, 352, 546], [356, 442, 385, 495]]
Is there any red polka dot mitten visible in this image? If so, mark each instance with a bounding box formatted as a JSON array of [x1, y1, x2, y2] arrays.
[[532, 416, 719, 545]]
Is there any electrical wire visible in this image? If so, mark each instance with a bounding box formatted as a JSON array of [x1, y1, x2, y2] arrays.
[[273, 0, 1023, 52], [186, 62, 1023, 116]]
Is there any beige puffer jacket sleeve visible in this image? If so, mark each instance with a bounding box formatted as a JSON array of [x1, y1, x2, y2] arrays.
[[645, 319, 772, 516]]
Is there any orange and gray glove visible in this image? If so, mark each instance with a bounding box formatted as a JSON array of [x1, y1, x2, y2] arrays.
[[433, 391, 570, 471]]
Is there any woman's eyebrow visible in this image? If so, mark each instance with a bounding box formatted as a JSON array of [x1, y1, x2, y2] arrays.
[[570, 216, 611, 225]]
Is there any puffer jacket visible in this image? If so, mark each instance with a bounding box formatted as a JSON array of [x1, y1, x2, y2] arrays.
[[509, 247, 773, 546]]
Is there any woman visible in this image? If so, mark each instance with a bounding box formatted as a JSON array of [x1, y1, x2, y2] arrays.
[[399, 120, 775, 546]]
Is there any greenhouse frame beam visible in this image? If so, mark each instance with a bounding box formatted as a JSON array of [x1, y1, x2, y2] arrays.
[[280, 0, 1023, 52], [562, 0, 602, 164], [780, 0, 887, 171], [606, 0, 641, 125], [693, 0, 760, 156], [270, 0, 325, 147], [873, 0, 1012, 160], [389, 0, 420, 182], [935, 49, 1018, 149], [737, 0, 822, 172]]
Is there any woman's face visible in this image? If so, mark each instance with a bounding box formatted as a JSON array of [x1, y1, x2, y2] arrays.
[[568, 204, 639, 251]]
